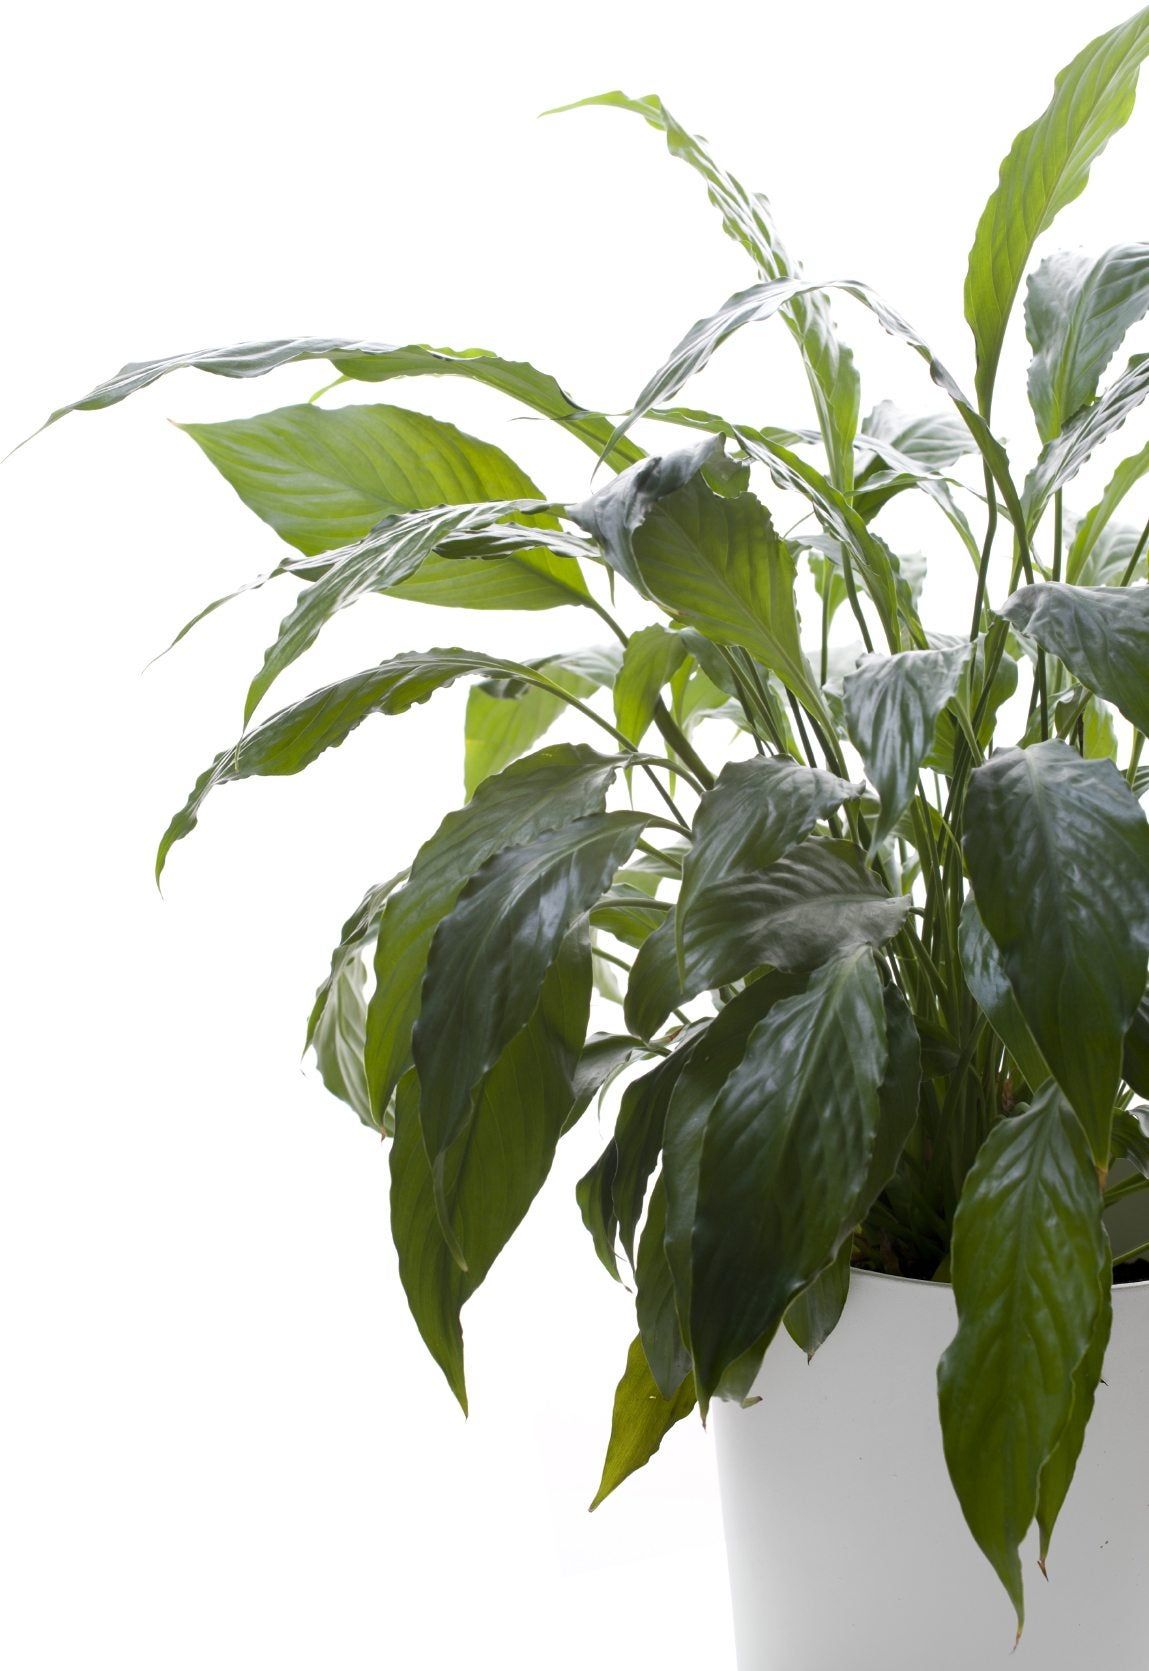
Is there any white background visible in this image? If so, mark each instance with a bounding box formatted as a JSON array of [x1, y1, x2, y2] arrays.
[[4, 2, 1149, 1666]]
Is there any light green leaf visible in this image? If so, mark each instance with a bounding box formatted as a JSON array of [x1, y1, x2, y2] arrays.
[[959, 896, 1050, 1090], [1025, 244, 1149, 441], [156, 648, 613, 879], [1066, 440, 1149, 581], [964, 8, 1149, 416], [590, 1334, 696, 1510], [1024, 353, 1149, 529], [998, 581, 1149, 734], [365, 745, 622, 1121], [843, 642, 974, 850], [964, 741, 1149, 1163], [613, 625, 688, 745], [462, 646, 617, 796], [688, 950, 887, 1406], [305, 875, 405, 1127], [677, 755, 861, 970], [389, 927, 591, 1409], [938, 1083, 1109, 1630], [413, 812, 648, 1197]]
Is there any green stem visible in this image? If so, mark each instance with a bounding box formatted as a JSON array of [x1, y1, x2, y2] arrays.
[[1128, 731, 1145, 788], [968, 462, 998, 640], [1120, 510, 1149, 588], [1113, 1238, 1149, 1267]]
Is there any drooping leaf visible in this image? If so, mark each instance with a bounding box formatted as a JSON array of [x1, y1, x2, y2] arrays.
[[676, 838, 912, 998], [156, 648, 613, 878], [570, 1033, 653, 1125], [1124, 991, 1149, 1096], [862, 984, 924, 1209], [613, 624, 688, 745], [389, 927, 591, 1409], [305, 875, 404, 1126], [1024, 244, 1149, 441], [1066, 440, 1149, 581], [624, 910, 687, 1041], [365, 745, 622, 1120], [937, 1083, 1109, 1630], [635, 1175, 692, 1396], [554, 91, 860, 490], [462, 646, 617, 797], [1036, 1267, 1113, 1573], [964, 741, 1149, 1162], [688, 950, 887, 1406], [570, 434, 729, 594], [413, 812, 648, 1192], [959, 896, 1050, 1090], [677, 755, 861, 969], [843, 642, 974, 850], [180, 400, 591, 610], [589, 1334, 696, 1510], [964, 8, 1149, 416], [1024, 353, 1149, 528], [784, 1237, 852, 1360], [998, 581, 1149, 734]]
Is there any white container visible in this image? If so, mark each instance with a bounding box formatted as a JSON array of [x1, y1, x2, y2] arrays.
[[714, 1268, 1148, 1670]]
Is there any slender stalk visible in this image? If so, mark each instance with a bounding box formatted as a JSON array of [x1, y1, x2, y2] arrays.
[[1128, 731, 1145, 788], [1113, 1238, 1149, 1267], [1119, 510, 1149, 587], [968, 462, 998, 639]]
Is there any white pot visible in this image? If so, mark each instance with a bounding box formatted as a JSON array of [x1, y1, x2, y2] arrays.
[[714, 1266, 1148, 1669]]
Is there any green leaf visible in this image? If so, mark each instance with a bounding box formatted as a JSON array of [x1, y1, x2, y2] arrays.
[[924, 633, 1019, 774], [677, 755, 861, 970], [1024, 353, 1149, 528], [1036, 1269, 1113, 1573], [613, 625, 688, 745], [1066, 440, 1149, 581], [590, 1334, 696, 1510], [635, 1176, 691, 1397], [676, 838, 911, 998], [624, 911, 687, 1041], [1124, 991, 1149, 1096], [964, 742, 1149, 1162], [1110, 1102, 1149, 1171], [1024, 245, 1149, 441], [590, 886, 669, 950], [156, 648, 611, 879], [784, 1238, 852, 1360], [462, 646, 616, 797], [413, 811, 648, 1198], [937, 1083, 1109, 1631], [180, 400, 591, 611], [305, 875, 404, 1127], [998, 581, 1149, 734], [47, 336, 645, 471], [688, 950, 887, 1406], [964, 8, 1149, 417], [389, 926, 591, 1409], [570, 1033, 653, 1124], [626, 471, 825, 716], [555, 91, 860, 490], [863, 984, 924, 1208], [365, 745, 622, 1121], [843, 642, 974, 851], [959, 896, 1050, 1090]]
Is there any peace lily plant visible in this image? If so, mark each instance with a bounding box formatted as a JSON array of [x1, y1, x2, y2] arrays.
[[40, 7, 1149, 1640]]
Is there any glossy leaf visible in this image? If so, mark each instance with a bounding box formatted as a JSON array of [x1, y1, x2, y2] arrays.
[[998, 581, 1149, 734], [365, 745, 621, 1120], [964, 8, 1149, 416], [613, 625, 688, 745], [305, 875, 404, 1127], [462, 646, 616, 797], [784, 1238, 852, 1360], [959, 896, 1049, 1090], [1025, 244, 1149, 440], [181, 400, 590, 610], [937, 1083, 1108, 1629], [1036, 1269, 1113, 1573], [1024, 352, 1149, 528], [843, 642, 974, 850], [964, 741, 1149, 1162], [590, 1334, 695, 1510], [413, 811, 648, 1194], [677, 755, 861, 969], [389, 927, 590, 1409], [688, 950, 887, 1406], [570, 434, 728, 594], [624, 911, 687, 1042], [635, 1176, 691, 1397], [1066, 439, 1149, 581], [156, 648, 610, 878]]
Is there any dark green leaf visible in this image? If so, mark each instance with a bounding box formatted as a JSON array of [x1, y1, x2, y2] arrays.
[[959, 896, 1049, 1089], [365, 745, 621, 1120], [1124, 991, 1149, 1096], [413, 811, 648, 1195], [590, 1334, 696, 1510], [635, 1176, 691, 1396], [624, 911, 687, 1041], [1024, 353, 1149, 528], [1025, 244, 1149, 441], [964, 741, 1149, 1162], [998, 581, 1149, 734], [843, 642, 974, 850], [688, 949, 887, 1406], [964, 9, 1149, 416], [389, 927, 591, 1409], [613, 625, 688, 745], [570, 1033, 653, 1125], [937, 1083, 1109, 1630], [1110, 1102, 1149, 1172], [570, 435, 727, 594], [784, 1238, 852, 1360], [1036, 1268, 1113, 1573], [590, 886, 669, 950], [305, 875, 404, 1127], [677, 755, 861, 968]]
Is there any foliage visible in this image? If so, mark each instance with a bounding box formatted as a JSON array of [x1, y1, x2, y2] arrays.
[[48, 8, 1149, 1634]]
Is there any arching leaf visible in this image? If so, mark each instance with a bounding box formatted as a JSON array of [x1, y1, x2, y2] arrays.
[[998, 581, 1149, 734], [1025, 244, 1149, 441], [590, 1334, 695, 1510]]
